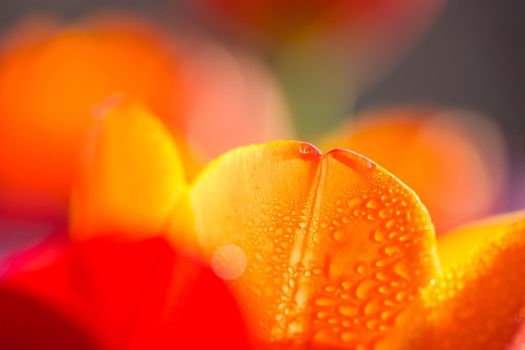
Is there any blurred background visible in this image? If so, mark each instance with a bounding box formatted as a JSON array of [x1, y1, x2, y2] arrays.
[[1, 1, 523, 152], [0, 0, 523, 244]]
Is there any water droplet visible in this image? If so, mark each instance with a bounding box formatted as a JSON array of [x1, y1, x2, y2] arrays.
[[356, 264, 366, 275], [298, 142, 321, 160], [341, 281, 352, 290], [325, 285, 336, 293], [375, 272, 388, 281], [385, 219, 396, 229], [366, 319, 380, 331], [366, 199, 380, 209], [288, 319, 303, 334], [332, 219, 342, 227], [380, 310, 395, 321], [313, 268, 323, 276], [328, 317, 339, 325], [384, 299, 396, 307], [384, 245, 402, 257], [315, 297, 335, 307], [347, 198, 361, 209], [398, 234, 411, 242], [364, 299, 381, 315], [395, 291, 409, 302], [378, 286, 389, 294], [375, 258, 389, 268], [341, 331, 357, 343], [371, 229, 384, 243], [333, 231, 344, 241], [393, 260, 410, 280], [338, 305, 358, 317], [317, 311, 329, 320], [356, 279, 378, 299]]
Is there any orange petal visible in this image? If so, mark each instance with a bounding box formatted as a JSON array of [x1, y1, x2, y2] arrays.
[[320, 107, 507, 233], [0, 15, 185, 218], [189, 141, 438, 348], [409, 210, 525, 349], [70, 96, 187, 240]]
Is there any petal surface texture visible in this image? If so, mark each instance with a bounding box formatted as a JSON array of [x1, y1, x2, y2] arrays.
[[190, 141, 438, 348], [409, 210, 525, 349], [71, 96, 187, 240]]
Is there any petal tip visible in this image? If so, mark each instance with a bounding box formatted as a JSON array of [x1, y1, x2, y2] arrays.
[[326, 148, 377, 172], [297, 141, 323, 161]]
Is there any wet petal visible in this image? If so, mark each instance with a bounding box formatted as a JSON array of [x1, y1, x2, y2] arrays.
[[190, 141, 438, 348], [320, 107, 507, 233], [410, 210, 525, 349], [70, 96, 187, 240]]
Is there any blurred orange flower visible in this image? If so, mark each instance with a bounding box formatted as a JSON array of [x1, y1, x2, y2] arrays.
[[0, 14, 291, 220], [0, 15, 183, 219]]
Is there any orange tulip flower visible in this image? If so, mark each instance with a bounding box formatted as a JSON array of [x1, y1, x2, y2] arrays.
[[319, 107, 508, 233], [188, 141, 524, 349], [68, 97, 524, 348], [3, 93, 523, 349]]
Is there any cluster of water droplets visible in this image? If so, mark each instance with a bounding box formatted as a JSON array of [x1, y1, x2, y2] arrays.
[[237, 195, 320, 341], [305, 177, 434, 348]]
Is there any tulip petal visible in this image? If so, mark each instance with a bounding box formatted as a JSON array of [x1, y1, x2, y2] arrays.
[[1, 236, 252, 350], [190, 141, 438, 348], [70, 96, 187, 240], [410, 210, 525, 349], [319, 107, 507, 233], [0, 16, 186, 219]]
